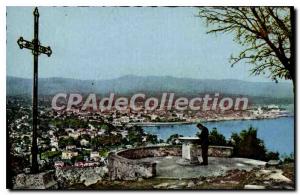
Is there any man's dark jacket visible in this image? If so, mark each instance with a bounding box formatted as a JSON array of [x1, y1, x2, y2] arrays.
[[198, 126, 209, 147]]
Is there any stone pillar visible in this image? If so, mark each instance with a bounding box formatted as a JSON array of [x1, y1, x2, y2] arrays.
[[177, 137, 200, 165]]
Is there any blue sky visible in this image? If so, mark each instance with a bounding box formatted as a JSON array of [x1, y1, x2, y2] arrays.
[[6, 7, 283, 82]]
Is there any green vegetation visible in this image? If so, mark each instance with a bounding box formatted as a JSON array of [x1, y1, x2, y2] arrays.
[[167, 126, 283, 161], [79, 134, 91, 142], [99, 148, 109, 157], [58, 137, 77, 149], [123, 125, 160, 146], [127, 126, 144, 145], [208, 128, 227, 146], [81, 149, 91, 157], [73, 155, 84, 163], [41, 150, 61, 160], [91, 134, 123, 150], [229, 126, 279, 161], [23, 135, 31, 145], [50, 117, 89, 129], [282, 153, 294, 163], [265, 151, 280, 161], [145, 134, 160, 144], [166, 134, 183, 145]]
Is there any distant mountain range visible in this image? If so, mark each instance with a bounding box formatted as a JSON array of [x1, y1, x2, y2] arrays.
[[7, 75, 293, 100]]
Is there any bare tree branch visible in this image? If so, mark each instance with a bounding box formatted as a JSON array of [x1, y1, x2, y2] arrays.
[[197, 7, 294, 87]]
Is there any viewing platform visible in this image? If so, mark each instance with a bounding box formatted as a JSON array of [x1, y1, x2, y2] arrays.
[[107, 145, 267, 180]]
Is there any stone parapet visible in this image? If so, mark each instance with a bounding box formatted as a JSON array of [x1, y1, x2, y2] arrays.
[[14, 170, 58, 189], [108, 152, 156, 180], [55, 166, 108, 187], [108, 145, 233, 180]]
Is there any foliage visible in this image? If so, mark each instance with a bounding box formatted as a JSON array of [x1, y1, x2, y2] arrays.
[[23, 135, 31, 145], [198, 7, 294, 86], [99, 148, 109, 157], [166, 134, 183, 145], [229, 126, 268, 160], [53, 129, 68, 137], [42, 137, 51, 145], [100, 124, 109, 130], [81, 149, 91, 157], [282, 153, 294, 163], [50, 117, 89, 129], [58, 137, 76, 149], [91, 134, 122, 149], [79, 134, 91, 142], [72, 155, 84, 163], [209, 128, 228, 146], [127, 126, 145, 146], [145, 134, 159, 144], [265, 151, 280, 161], [41, 150, 61, 160]]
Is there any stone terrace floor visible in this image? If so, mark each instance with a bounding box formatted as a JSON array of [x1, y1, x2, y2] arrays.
[[139, 156, 266, 179]]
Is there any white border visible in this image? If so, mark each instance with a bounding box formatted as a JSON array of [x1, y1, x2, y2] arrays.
[[1, 0, 298, 194], [1, 0, 297, 6]]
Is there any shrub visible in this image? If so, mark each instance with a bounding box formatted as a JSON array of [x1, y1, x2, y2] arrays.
[[99, 148, 109, 157], [282, 153, 294, 163], [41, 150, 62, 160], [146, 134, 159, 144], [265, 151, 280, 161], [167, 134, 183, 145], [209, 128, 228, 146], [229, 126, 268, 160]]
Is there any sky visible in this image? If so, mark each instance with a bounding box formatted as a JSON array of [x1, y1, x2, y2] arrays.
[[6, 6, 286, 82]]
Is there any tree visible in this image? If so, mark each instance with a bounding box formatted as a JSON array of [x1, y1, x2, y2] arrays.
[[58, 137, 76, 149], [229, 126, 267, 160], [198, 7, 294, 89], [209, 128, 228, 146], [145, 134, 159, 145], [126, 125, 145, 146]]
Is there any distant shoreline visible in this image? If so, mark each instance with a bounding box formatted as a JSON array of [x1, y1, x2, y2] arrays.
[[130, 121, 195, 127], [130, 114, 293, 127]]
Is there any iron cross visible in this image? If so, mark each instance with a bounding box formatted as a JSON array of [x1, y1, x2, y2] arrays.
[[17, 7, 52, 174]]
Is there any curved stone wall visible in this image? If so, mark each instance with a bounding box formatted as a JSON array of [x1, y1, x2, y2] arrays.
[[108, 145, 233, 180], [117, 145, 233, 159], [117, 145, 182, 159]]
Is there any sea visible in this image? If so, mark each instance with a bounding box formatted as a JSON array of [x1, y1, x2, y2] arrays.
[[144, 116, 294, 156]]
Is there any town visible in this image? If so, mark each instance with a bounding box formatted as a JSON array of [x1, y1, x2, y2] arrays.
[[7, 95, 291, 177], [6, 5, 295, 191]]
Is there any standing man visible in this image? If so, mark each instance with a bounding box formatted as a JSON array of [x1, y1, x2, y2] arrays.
[[197, 123, 209, 165]]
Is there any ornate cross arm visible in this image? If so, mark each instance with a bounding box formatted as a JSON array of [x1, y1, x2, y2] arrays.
[[17, 37, 52, 57]]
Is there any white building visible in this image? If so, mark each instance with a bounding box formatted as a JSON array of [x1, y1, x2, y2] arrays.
[[68, 131, 80, 139], [80, 139, 89, 146], [66, 145, 76, 150], [90, 151, 100, 161], [61, 151, 78, 160], [120, 116, 130, 123]]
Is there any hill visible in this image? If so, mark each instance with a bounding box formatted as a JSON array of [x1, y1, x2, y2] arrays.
[[7, 75, 293, 101]]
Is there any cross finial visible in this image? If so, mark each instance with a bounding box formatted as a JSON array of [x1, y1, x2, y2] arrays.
[[33, 7, 39, 17]]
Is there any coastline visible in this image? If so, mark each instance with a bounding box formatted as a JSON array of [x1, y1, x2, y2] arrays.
[[129, 114, 293, 127]]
